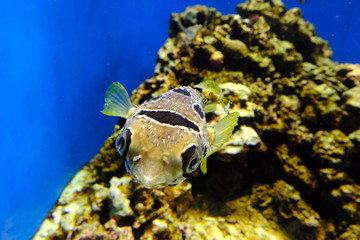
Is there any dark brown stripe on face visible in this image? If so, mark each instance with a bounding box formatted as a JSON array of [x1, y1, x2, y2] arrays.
[[193, 104, 204, 119], [173, 88, 191, 96], [137, 110, 200, 132]]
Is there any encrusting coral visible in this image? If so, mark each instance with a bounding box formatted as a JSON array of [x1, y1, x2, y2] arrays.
[[33, 0, 360, 239]]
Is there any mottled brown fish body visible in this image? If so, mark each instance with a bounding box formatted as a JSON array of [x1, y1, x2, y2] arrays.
[[123, 87, 208, 188]]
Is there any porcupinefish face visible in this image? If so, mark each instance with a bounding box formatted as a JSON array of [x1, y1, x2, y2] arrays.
[[115, 87, 208, 188], [102, 81, 239, 189]]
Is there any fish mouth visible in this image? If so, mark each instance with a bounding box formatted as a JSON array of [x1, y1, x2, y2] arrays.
[[134, 174, 169, 189], [131, 166, 170, 188], [126, 159, 175, 188]]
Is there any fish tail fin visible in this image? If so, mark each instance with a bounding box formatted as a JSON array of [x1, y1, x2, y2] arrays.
[[101, 82, 133, 118]]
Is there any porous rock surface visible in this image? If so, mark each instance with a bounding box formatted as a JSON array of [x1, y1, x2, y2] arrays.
[[33, 1, 360, 239]]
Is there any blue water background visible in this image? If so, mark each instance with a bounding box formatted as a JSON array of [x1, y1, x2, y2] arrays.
[[0, 0, 359, 239]]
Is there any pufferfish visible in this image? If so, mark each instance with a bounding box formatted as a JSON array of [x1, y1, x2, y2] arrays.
[[102, 81, 239, 188]]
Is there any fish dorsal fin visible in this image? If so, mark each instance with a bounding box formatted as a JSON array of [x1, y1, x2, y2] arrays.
[[195, 80, 231, 114], [200, 112, 239, 174], [101, 82, 134, 118]]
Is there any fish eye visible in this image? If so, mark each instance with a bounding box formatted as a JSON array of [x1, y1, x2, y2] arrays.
[[188, 158, 199, 171], [116, 134, 126, 155], [115, 128, 132, 156], [182, 145, 201, 174], [117, 136, 125, 153]]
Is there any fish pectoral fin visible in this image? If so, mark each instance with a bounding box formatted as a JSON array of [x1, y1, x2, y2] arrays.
[[206, 112, 239, 157], [101, 82, 134, 118], [200, 157, 208, 174]]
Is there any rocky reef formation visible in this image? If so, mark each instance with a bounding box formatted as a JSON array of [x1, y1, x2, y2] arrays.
[[33, 0, 360, 239]]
